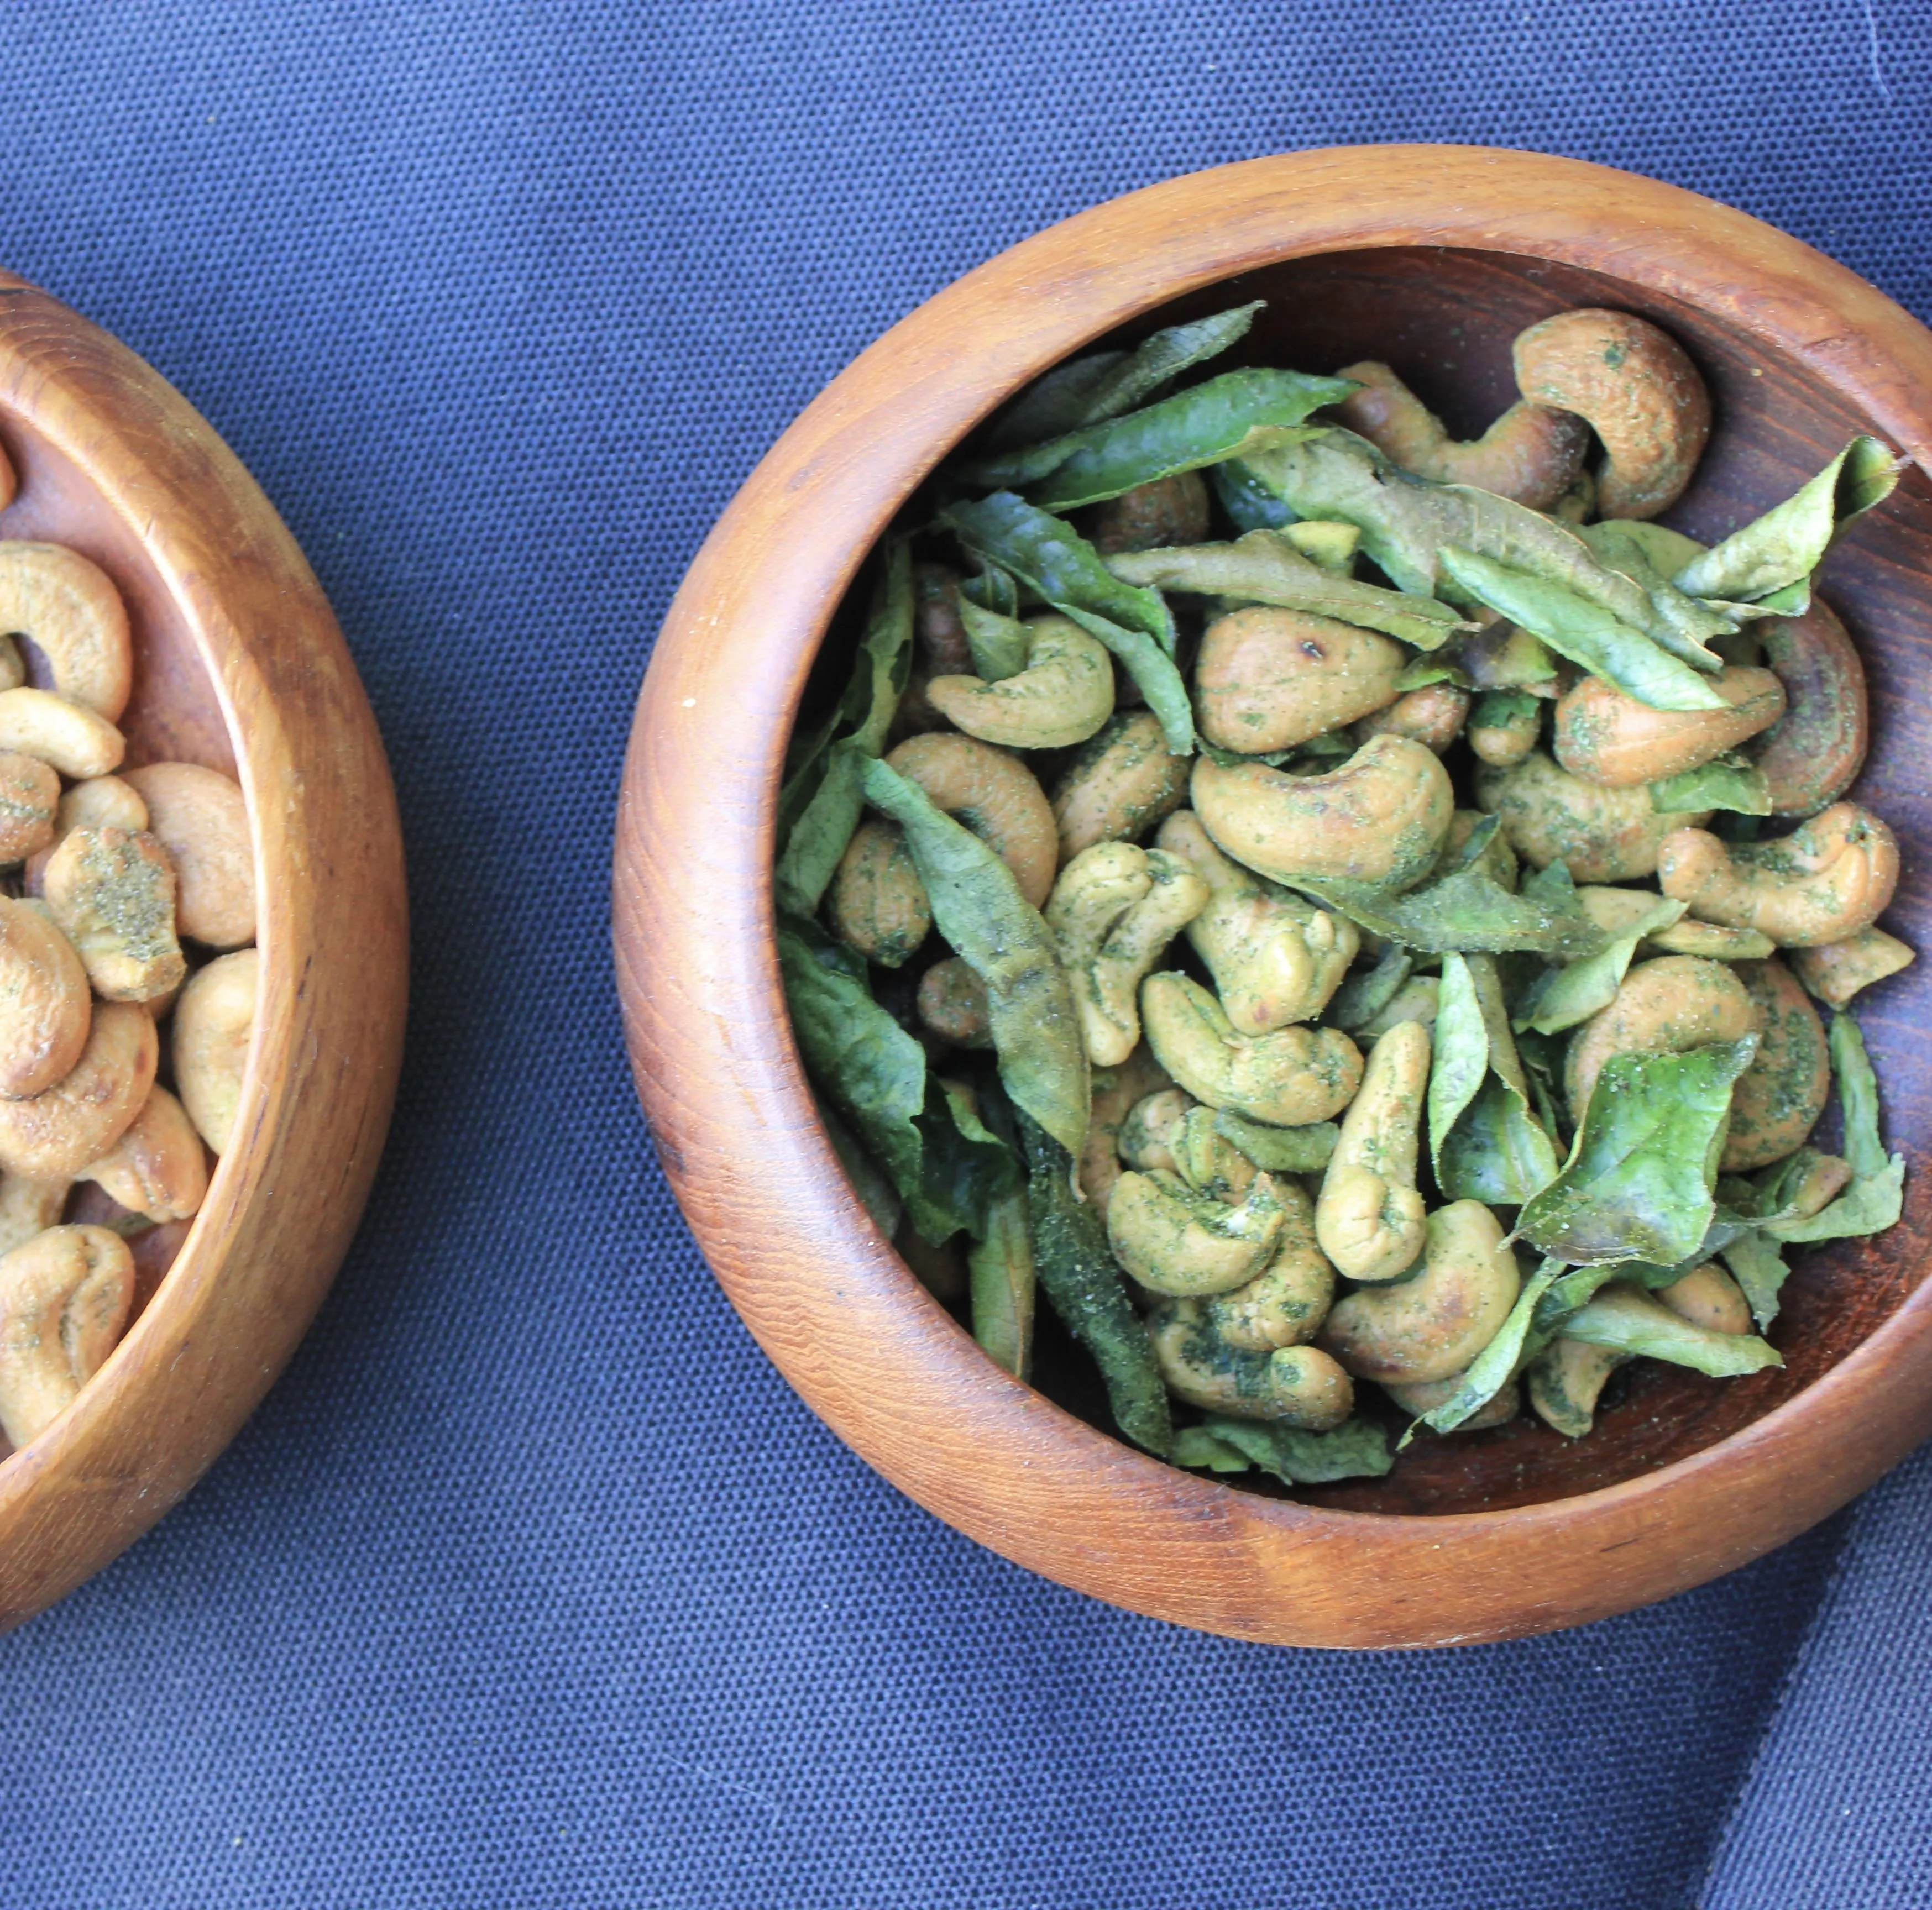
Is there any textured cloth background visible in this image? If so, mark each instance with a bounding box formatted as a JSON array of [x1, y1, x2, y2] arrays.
[[0, 3, 1925, 1906]]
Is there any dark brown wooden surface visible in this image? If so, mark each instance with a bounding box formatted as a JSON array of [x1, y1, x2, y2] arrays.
[[0, 277, 409, 1630], [614, 145, 1932, 1647]]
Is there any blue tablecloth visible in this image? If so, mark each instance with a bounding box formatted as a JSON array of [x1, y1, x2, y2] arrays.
[[1, 4, 1926, 1904]]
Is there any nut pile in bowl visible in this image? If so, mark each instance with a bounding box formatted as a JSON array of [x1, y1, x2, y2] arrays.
[[774, 298, 1910, 1488], [0, 464, 258, 1456]]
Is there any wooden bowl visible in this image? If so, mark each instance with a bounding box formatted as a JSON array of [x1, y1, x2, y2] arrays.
[[614, 146, 1932, 1647], [0, 276, 407, 1629]]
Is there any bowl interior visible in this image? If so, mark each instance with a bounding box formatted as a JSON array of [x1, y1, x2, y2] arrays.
[[823, 243, 1932, 1518]]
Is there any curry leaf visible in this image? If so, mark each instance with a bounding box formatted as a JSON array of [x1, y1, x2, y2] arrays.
[[1428, 953, 1560, 1203], [1193, 1414, 1394, 1484], [1762, 1012, 1905, 1242], [1512, 897, 1685, 1036], [1650, 756, 1772, 816], [1171, 1426, 1253, 1471], [1561, 1284, 1783, 1378], [1212, 1109, 1340, 1174], [1328, 946, 1413, 1033], [1293, 867, 1608, 958], [1213, 458, 1296, 531], [1720, 1229, 1790, 1331]]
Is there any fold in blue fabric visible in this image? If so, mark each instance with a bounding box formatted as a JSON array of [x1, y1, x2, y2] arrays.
[[0, 3, 1924, 1906]]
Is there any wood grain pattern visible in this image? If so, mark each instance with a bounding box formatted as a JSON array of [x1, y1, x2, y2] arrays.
[[0, 277, 407, 1630], [614, 146, 1932, 1647]]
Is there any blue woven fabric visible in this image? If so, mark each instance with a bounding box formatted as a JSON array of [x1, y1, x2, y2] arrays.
[[0, 3, 1925, 1904]]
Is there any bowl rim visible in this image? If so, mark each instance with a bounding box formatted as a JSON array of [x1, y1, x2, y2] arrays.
[[615, 143, 1932, 1647]]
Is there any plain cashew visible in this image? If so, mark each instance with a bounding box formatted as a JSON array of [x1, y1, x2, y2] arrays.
[[1333, 359, 1589, 508], [1203, 1178, 1336, 1351], [883, 732, 1058, 909], [1383, 1372, 1521, 1431], [172, 948, 257, 1155], [1723, 957, 1830, 1171], [0, 751, 58, 863], [0, 896, 91, 1098], [1316, 1020, 1431, 1282], [1353, 681, 1471, 755], [1657, 1262, 1753, 1336], [1790, 926, 1916, 1008], [1656, 802, 1899, 947], [914, 956, 991, 1047], [1477, 751, 1709, 883], [1148, 1299, 1354, 1428], [0, 688, 125, 779], [1085, 470, 1213, 555], [78, 1084, 208, 1222], [0, 1173, 70, 1257], [1511, 308, 1712, 520], [0, 1001, 157, 1179], [1156, 810, 1357, 1033], [926, 614, 1116, 750], [1105, 1168, 1285, 1297], [1080, 1045, 1171, 1216], [0, 1224, 135, 1447], [0, 543, 134, 720], [1192, 734, 1455, 893], [1141, 971, 1363, 1127], [1553, 667, 1786, 788], [1193, 606, 1406, 754], [121, 763, 255, 950], [1526, 1337, 1627, 1439], [1751, 597, 1868, 817], [1564, 954, 1761, 1115], [1318, 1199, 1522, 1386], [828, 819, 930, 966], [1050, 711, 1191, 863], [43, 826, 186, 1003]]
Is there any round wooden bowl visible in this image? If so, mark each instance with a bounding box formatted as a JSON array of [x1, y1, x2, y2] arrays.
[[614, 146, 1932, 1647], [0, 276, 407, 1630]]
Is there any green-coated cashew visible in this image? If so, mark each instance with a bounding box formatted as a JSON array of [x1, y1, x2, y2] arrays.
[[1722, 957, 1830, 1171], [1656, 1262, 1753, 1336], [1140, 970, 1364, 1127], [1148, 1299, 1354, 1429], [926, 613, 1116, 750], [1476, 750, 1710, 884], [1383, 1372, 1521, 1430], [1167, 1104, 1259, 1204], [1050, 711, 1192, 863], [1316, 1019, 1431, 1282], [1105, 1167, 1286, 1297], [1564, 954, 1762, 1115], [1080, 1047, 1172, 1218], [1117, 1087, 1193, 1174], [1526, 1337, 1627, 1439], [1204, 1179, 1337, 1350]]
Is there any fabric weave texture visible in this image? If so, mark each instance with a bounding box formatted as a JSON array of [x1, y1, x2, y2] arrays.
[[0, 3, 1927, 1906]]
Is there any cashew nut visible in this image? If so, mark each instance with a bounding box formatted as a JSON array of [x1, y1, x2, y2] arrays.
[[1459, 618, 1559, 695], [1752, 597, 1868, 817], [1316, 1020, 1431, 1282], [0, 688, 124, 779], [1790, 926, 1915, 1008], [1724, 957, 1830, 1171], [1192, 734, 1455, 893], [1318, 1199, 1522, 1385], [121, 763, 255, 950], [78, 1085, 207, 1222], [0, 1001, 156, 1179], [0, 1173, 69, 1256], [1206, 1198, 1337, 1352], [1383, 1372, 1521, 1431], [1575, 885, 1774, 961], [1156, 810, 1357, 1032], [1477, 751, 1709, 883], [0, 543, 134, 720], [0, 1224, 135, 1447], [1526, 1338, 1626, 1439], [1511, 309, 1712, 520], [23, 773, 148, 895], [1353, 681, 1471, 755], [1766, 1148, 1854, 1219], [172, 948, 256, 1155], [1080, 1045, 1171, 1215], [1118, 1087, 1193, 1174], [1106, 1167, 1285, 1297], [1564, 954, 1761, 1115], [1141, 971, 1363, 1127], [882, 732, 1057, 909], [915, 956, 991, 1047], [0, 897, 91, 1099], [1468, 694, 1542, 769], [1333, 359, 1589, 508], [1656, 1262, 1752, 1336], [1050, 711, 1191, 862], [1148, 1299, 1354, 1428], [0, 752, 58, 864], [1553, 667, 1786, 788], [1166, 1104, 1261, 1205], [926, 614, 1115, 751], [1193, 607, 1406, 754], [1085, 470, 1212, 555], [1656, 802, 1899, 947], [42, 826, 186, 1003], [828, 819, 930, 966]]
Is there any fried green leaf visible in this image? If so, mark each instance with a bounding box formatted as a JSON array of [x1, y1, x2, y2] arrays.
[[1328, 946, 1413, 1032], [1212, 1109, 1340, 1173], [956, 594, 1030, 681], [1213, 458, 1296, 532], [814, 1095, 903, 1241], [1410, 1258, 1563, 1438], [1293, 867, 1608, 958], [1428, 953, 1561, 1203], [1576, 519, 1738, 670], [1561, 1284, 1783, 1377], [1171, 1426, 1253, 1472], [1650, 755, 1773, 816], [968, 1184, 1036, 1379], [1194, 1414, 1394, 1484], [1512, 896, 1685, 1036], [1762, 1012, 1905, 1242], [1720, 1229, 1790, 1331]]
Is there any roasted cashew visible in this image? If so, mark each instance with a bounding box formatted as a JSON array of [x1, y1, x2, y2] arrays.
[[1511, 309, 1711, 520], [0, 543, 134, 720], [926, 614, 1115, 751], [1167, 1105, 1259, 1204], [1657, 1262, 1752, 1336], [1552, 667, 1786, 788], [1527, 1338, 1626, 1439], [43, 826, 185, 1003], [1206, 1179, 1337, 1350], [1118, 1087, 1193, 1173], [1657, 802, 1899, 948], [1318, 1199, 1522, 1386], [1316, 1020, 1430, 1282], [173, 948, 256, 1155], [122, 763, 255, 950], [913, 563, 975, 676], [827, 819, 930, 966], [1148, 1299, 1354, 1428], [1468, 693, 1543, 769], [1564, 954, 1761, 1114], [0, 1224, 135, 1447], [0, 1001, 156, 1179], [1106, 1168, 1285, 1297], [1476, 751, 1709, 883], [1751, 597, 1867, 817], [1192, 734, 1454, 893], [1050, 711, 1191, 862], [1790, 926, 1916, 1008], [23, 773, 148, 895], [1081, 1046, 1171, 1216], [1353, 682, 1471, 755], [1156, 811, 1357, 1033], [1333, 359, 1589, 509], [1141, 971, 1363, 1127], [1383, 1372, 1521, 1431], [1193, 607, 1406, 754], [1723, 957, 1830, 1171], [1575, 885, 1774, 961], [915, 956, 991, 1047], [0, 898, 91, 1099], [883, 732, 1058, 909], [0, 1175, 67, 1259], [0, 688, 124, 779], [0, 752, 57, 864], [1085, 470, 1212, 555], [78, 1085, 207, 1222], [1766, 1149, 1853, 1219]]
